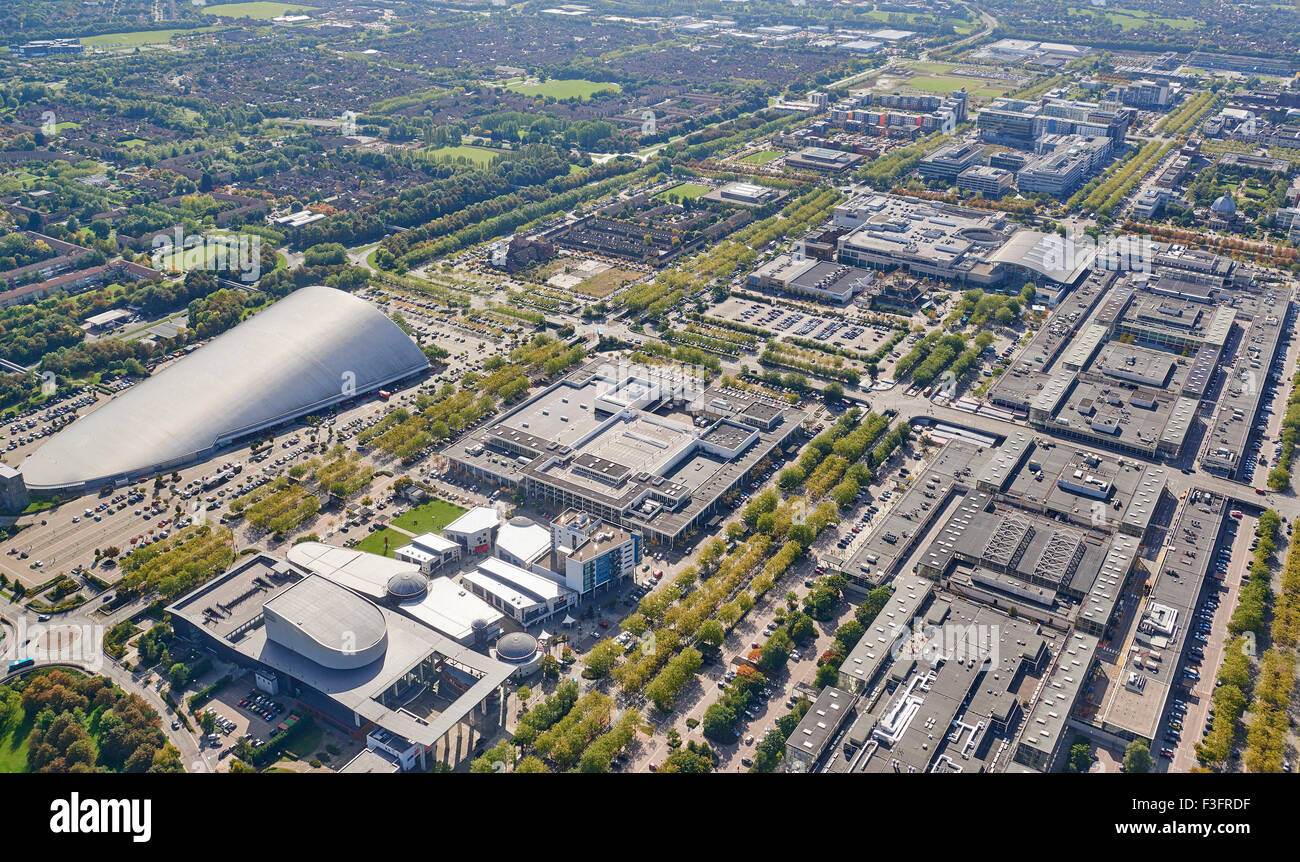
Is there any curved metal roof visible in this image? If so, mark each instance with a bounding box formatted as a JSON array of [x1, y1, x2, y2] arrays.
[[264, 575, 388, 670], [985, 229, 1095, 285], [1211, 194, 1236, 214], [496, 631, 539, 662], [386, 570, 428, 600], [21, 286, 427, 490]]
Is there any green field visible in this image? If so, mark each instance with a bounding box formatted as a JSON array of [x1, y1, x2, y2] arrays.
[[81, 26, 220, 49], [0, 712, 34, 773], [872, 62, 1011, 103], [656, 182, 711, 201], [153, 242, 237, 273], [1071, 6, 1201, 31], [202, 1, 318, 19], [421, 145, 504, 168], [504, 78, 621, 101], [864, 9, 977, 33], [390, 499, 467, 535], [738, 149, 782, 165], [353, 527, 411, 557]]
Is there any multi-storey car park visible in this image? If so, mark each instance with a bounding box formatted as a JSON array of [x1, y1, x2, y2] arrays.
[[1198, 289, 1293, 479], [1095, 489, 1230, 748]]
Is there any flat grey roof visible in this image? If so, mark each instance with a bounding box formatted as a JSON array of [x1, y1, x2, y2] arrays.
[[837, 574, 932, 691], [786, 686, 855, 765], [1019, 630, 1097, 758]]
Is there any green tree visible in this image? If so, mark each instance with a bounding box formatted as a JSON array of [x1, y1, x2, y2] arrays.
[[168, 663, 190, 689], [1065, 738, 1093, 773], [659, 741, 718, 773], [1123, 739, 1152, 774], [584, 640, 622, 679], [697, 619, 725, 649]]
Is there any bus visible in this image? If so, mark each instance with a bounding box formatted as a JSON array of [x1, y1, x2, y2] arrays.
[[7, 658, 34, 674]]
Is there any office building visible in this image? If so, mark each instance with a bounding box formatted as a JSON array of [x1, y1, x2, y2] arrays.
[[549, 508, 641, 596], [1117, 79, 1172, 110], [956, 166, 1014, 199], [918, 142, 983, 181]]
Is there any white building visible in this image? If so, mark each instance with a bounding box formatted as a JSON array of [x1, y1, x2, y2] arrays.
[[397, 576, 504, 645], [443, 506, 502, 554], [495, 516, 552, 569], [463, 557, 575, 626], [394, 532, 462, 573]]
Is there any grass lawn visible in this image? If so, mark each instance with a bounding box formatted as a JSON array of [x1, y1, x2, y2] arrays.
[[202, 2, 318, 18], [152, 239, 248, 273], [353, 527, 411, 557], [504, 78, 621, 101], [284, 722, 324, 760], [1070, 6, 1200, 30], [738, 149, 782, 165], [874, 71, 1009, 103], [569, 266, 642, 299], [0, 712, 35, 773], [81, 27, 220, 49], [390, 499, 467, 535], [421, 144, 503, 168], [864, 9, 977, 30], [656, 182, 711, 201]]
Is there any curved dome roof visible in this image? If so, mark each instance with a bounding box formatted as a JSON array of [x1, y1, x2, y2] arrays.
[[1211, 195, 1237, 214], [21, 286, 427, 490], [264, 575, 388, 670], [386, 570, 428, 600], [496, 631, 539, 662]]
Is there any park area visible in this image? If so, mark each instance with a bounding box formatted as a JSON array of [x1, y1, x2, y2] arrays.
[[504, 78, 621, 101], [202, 2, 319, 19], [1069, 5, 1200, 31], [870, 62, 1013, 103], [391, 499, 467, 534], [421, 145, 504, 168], [81, 27, 220, 49], [656, 182, 711, 201], [354, 499, 467, 557]]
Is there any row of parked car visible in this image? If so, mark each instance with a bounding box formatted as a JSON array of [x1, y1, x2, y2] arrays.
[[238, 692, 283, 722]]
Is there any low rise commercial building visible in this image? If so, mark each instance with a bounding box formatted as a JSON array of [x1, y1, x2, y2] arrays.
[[746, 255, 874, 304], [448, 360, 806, 548]]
